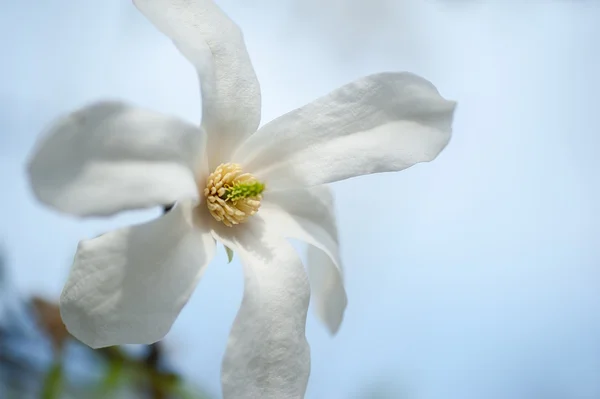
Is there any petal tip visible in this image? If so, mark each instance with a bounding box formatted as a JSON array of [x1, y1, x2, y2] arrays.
[[326, 322, 342, 336], [59, 295, 104, 349]]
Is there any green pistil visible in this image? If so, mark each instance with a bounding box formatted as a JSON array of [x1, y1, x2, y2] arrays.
[[222, 181, 265, 202]]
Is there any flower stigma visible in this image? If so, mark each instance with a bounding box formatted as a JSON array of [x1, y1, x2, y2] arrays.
[[204, 163, 265, 227]]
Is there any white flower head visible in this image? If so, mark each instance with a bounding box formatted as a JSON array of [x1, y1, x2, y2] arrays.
[[26, 0, 456, 397]]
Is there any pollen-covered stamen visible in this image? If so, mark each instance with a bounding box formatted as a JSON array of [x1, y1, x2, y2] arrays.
[[203, 163, 265, 227]]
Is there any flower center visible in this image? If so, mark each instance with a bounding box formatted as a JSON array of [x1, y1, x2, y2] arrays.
[[203, 163, 265, 227]]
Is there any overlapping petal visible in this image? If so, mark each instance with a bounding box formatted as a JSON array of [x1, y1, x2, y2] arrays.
[[235, 72, 456, 189], [213, 221, 310, 399], [259, 186, 347, 334], [27, 101, 205, 217], [60, 202, 215, 348], [133, 0, 262, 167]]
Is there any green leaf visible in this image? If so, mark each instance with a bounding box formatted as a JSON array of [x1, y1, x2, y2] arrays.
[[100, 358, 124, 394], [41, 362, 63, 399], [225, 246, 234, 263]]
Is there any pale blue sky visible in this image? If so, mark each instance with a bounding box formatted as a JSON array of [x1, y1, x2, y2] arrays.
[[1, 1, 599, 398]]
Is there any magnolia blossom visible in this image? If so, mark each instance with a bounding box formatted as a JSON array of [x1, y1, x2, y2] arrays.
[[26, 0, 456, 397]]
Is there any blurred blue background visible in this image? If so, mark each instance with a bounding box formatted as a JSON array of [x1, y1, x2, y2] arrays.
[[1, 0, 599, 398]]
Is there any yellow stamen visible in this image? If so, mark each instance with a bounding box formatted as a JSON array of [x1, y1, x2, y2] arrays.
[[203, 163, 265, 227]]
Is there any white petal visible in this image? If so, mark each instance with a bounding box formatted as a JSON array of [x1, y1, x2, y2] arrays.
[[27, 101, 205, 217], [307, 245, 346, 334], [260, 186, 347, 334], [60, 202, 215, 348], [133, 0, 261, 167], [235, 72, 456, 189], [213, 221, 310, 399]]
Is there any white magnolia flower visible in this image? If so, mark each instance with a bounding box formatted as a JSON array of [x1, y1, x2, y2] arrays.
[[26, 0, 455, 397]]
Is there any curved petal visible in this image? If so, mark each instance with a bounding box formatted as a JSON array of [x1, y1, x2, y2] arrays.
[[213, 221, 310, 399], [60, 202, 215, 348], [307, 245, 346, 334], [259, 186, 347, 334], [133, 0, 262, 167], [235, 72, 456, 189], [27, 101, 205, 217]]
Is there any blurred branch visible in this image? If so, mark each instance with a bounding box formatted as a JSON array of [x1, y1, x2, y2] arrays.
[[31, 297, 184, 398], [0, 247, 211, 399]]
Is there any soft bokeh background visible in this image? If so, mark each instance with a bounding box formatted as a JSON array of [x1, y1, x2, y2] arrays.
[[1, 0, 599, 398]]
